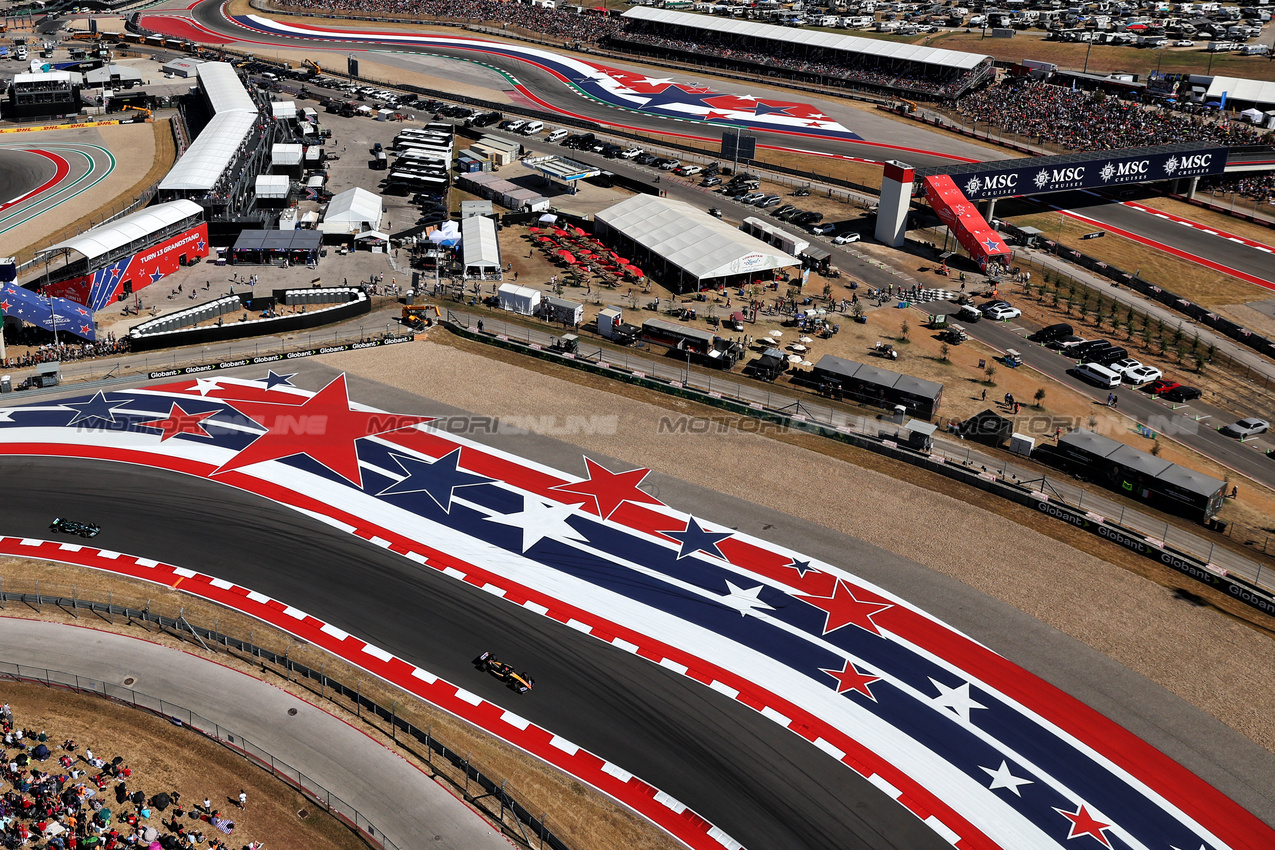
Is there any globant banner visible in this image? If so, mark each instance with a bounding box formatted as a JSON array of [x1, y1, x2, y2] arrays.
[[146, 334, 416, 380], [951, 146, 1230, 200]]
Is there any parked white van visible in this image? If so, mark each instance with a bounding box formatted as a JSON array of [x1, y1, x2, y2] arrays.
[[1073, 362, 1121, 388], [521, 121, 544, 135], [546, 128, 569, 142]]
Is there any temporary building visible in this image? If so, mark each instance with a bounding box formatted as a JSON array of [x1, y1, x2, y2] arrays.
[[254, 174, 290, 200], [462, 215, 502, 279], [319, 187, 383, 235], [541, 295, 583, 326], [498, 283, 541, 315], [594, 195, 798, 293]]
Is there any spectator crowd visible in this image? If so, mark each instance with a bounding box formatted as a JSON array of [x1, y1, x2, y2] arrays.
[[956, 79, 1272, 150], [0, 703, 258, 850], [609, 27, 988, 97], [0, 332, 130, 371], [278, 0, 626, 42]]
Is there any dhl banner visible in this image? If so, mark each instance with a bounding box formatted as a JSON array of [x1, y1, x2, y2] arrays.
[[0, 120, 124, 135]]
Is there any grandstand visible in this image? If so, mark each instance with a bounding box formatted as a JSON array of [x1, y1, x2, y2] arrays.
[[613, 7, 993, 99], [6, 70, 82, 120], [38, 200, 209, 311], [158, 62, 275, 223]]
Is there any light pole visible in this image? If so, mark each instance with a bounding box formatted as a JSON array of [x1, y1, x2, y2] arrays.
[[44, 256, 59, 354]]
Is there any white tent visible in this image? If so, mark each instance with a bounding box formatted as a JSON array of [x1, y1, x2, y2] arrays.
[[319, 187, 383, 235], [498, 284, 541, 315], [1241, 107, 1265, 123], [462, 216, 502, 280]]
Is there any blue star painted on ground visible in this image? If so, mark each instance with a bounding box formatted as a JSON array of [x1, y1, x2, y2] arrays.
[[259, 370, 296, 390], [378, 449, 494, 512], [663, 517, 732, 560], [786, 558, 816, 577], [751, 102, 797, 117], [62, 391, 133, 425]]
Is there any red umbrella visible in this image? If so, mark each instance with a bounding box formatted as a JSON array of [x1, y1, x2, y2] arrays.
[[625, 264, 644, 278], [610, 252, 629, 264], [572, 225, 587, 236], [528, 227, 540, 234], [557, 249, 577, 264], [553, 228, 568, 237]]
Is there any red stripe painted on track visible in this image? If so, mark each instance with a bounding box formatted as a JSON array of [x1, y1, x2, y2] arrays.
[[0, 441, 995, 850], [1060, 207, 1275, 292], [0, 150, 70, 212]]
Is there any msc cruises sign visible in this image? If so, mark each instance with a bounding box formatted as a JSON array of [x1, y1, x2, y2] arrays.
[[953, 146, 1230, 200]]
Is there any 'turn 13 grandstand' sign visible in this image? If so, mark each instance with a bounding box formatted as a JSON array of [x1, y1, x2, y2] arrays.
[[954, 147, 1230, 200]]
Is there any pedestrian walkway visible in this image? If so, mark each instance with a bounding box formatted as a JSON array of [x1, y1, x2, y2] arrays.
[[0, 618, 510, 850]]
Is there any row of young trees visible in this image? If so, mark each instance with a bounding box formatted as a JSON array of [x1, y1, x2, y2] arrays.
[[1026, 272, 1218, 371]]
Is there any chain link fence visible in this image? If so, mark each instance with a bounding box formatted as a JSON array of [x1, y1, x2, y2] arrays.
[[0, 579, 571, 850], [0, 659, 401, 850]]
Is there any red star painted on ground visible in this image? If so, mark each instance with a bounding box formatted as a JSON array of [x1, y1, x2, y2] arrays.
[[551, 457, 664, 519], [800, 581, 893, 636], [1054, 804, 1113, 848], [704, 111, 732, 121], [805, 121, 825, 128], [136, 402, 219, 442], [820, 660, 881, 700], [214, 374, 433, 487]]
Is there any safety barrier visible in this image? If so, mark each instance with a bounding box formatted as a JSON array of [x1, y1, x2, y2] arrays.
[[444, 312, 1275, 621], [0, 584, 573, 850]]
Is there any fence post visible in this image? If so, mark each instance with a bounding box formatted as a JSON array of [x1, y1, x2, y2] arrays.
[[426, 725, 432, 765], [73, 585, 77, 619], [35, 579, 39, 612], [107, 591, 112, 625]]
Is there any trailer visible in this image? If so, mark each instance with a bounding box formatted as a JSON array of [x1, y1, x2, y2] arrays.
[[1052, 429, 1226, 521], [640, 318, 743, 368]]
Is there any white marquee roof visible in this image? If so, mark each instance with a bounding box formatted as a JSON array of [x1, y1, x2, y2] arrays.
[[159, 110, 258, 192], [1206, 75, 1275, 108], [196, 61, 257, 114], [462, 215, 501, 271], [321, 187, 382, 232], [272, 101, 297, 120], [255, 174, 290, 199], [597, 195, 797, 281], [42, 200, 203, 261], [271, 143, 303, 165], [623, 7, 990, 70]]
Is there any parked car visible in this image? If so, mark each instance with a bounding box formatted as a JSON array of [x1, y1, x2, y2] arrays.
[[1071, 339, 1112, 358], [1175, 39, 1196, 45], [810, 222, 836, 235], [1123, 364, 1163, 384], [955, 304, 983, 323], [1220, 417, 1269, 438], [758, 195, 782, 207], [1029, 322, 1074, 343], [619, 147, 643, 159], [981, 303, 1022, 320], [659, 159, 681, 171], [1163, 385, 1202, 402], [634, 153, 658, 165], [1106, 358, 1143, 376], [702, 175, 722, 187], [833, 232, 862, 244]]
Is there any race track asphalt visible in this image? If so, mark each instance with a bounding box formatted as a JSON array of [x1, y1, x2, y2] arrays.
[[6, 363, 1275, 848], [0, 148, 54, 205]]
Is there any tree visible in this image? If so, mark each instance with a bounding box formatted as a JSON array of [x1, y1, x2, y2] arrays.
[[939, 342, 950, 362], [1034, 387, 1046, 408], [984, 364, 997, 385], [1150, 437, 1162, 457], [899, 319, 910, 342], [822, 282, 833, 301]]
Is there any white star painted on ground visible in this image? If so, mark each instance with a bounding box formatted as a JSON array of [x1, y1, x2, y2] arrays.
[[635, 75, 676, 86], [980, 760, 1033, 797], [484, 495, 590, 552], [929, 677, 987, 724], [0, 409, 14, 423], [719, 581, 774, 617], [185, 378, 224, 397], [1169, 845, 1209, 850]]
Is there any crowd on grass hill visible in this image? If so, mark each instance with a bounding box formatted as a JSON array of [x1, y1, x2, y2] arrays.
[[955, 79, 1271, 150], [0, 705, 257, 850]]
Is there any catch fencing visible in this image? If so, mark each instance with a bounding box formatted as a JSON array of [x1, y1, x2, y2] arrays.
[[0, 583, 571, 850]]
